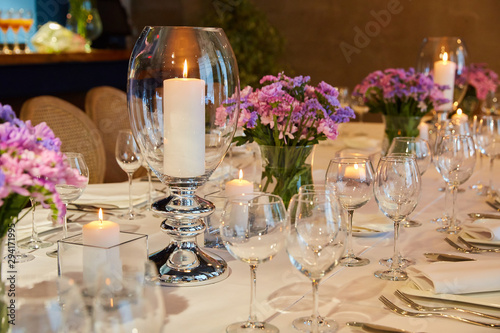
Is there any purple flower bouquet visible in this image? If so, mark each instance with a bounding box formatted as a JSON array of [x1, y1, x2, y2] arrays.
[[216, 72, 355, 205], [0, 104, 87, 238], [457, 63, 499, 115]]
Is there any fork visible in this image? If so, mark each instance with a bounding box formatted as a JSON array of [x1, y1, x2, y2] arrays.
[[444, 237, 481, 253], [394, 290, 500, 320], [379, 295, 500, 328], [458, 236, 500, 253]]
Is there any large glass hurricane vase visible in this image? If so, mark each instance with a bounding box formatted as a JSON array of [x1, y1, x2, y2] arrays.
[[127, 27, 240, 285]]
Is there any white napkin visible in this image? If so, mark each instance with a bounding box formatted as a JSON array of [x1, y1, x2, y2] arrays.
[[408, 260, 500, 294], [353, 213, 393, 232], [462, 219, 500, 241], [74, 182, 151, 208]]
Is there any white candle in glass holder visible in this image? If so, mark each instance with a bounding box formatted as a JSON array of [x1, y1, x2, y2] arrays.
[[344, 163, 366, 180], [451, 108, 469, 123], [163, 59, 206, 177], [434, 52, 457, 111]]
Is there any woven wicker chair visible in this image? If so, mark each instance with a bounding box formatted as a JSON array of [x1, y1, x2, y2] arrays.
[[85, 86, 141, 183], [20, 96, 106, 184]]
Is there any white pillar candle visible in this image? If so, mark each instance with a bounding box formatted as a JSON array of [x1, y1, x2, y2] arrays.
[[163, 59, 206, 177], [82, 209, 121, 295], [418, 121, 429, 141], [225, 169, 254, 197], [433, 52, 457, 111]]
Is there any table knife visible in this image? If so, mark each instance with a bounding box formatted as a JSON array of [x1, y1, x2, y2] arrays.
[[424, 252, 475, 262], [486, 200, 500, 212], [468, 212, 500, 220], [346, 321, 416, 333]]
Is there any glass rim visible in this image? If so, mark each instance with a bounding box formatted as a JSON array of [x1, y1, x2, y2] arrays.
[[329, 156, 372, 164], [226, 192, 284, 205], [142, 26, 223, 32]]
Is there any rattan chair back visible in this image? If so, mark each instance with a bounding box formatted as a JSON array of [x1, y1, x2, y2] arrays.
[[20, 96, 106, 184]]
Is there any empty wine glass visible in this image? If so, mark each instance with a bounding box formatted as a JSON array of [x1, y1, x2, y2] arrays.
[[373, 155, 421, 281], [47, 152, 89, 257], [286, 191, 346, 333], [14, 277, 91, 332], [116, 130, 145, 220], [326, 157, 374, 267], [474, 115, 500, 197], [19, 198, 53, 250], [350, 95, 369, 123], [436, 135, 476, 233], [220, 193, 287, 333], [20, 9, 33, 53], [387, 137, 431, 228]]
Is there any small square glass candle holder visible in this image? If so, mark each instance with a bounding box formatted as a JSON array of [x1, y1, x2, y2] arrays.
[[57, 232, 148, 302], [203, 190, 228, 249]]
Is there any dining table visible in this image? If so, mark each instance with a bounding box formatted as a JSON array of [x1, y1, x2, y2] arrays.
[[8, 122, 500, 333]]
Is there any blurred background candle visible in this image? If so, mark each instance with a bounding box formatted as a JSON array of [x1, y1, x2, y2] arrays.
[[344, 163, 366, 180], [225, 169, 253, 197], [451, 108, 469, 123], [433, 52, 457, 111], [163, 59, 206, 177]]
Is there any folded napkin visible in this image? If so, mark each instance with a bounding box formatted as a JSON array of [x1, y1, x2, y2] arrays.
[[462, 219, 500, 241], [353, 213, 393, 232], [408, 260, 500, 294], [342, 136, 379, 149], [74, 182, 151, 209]]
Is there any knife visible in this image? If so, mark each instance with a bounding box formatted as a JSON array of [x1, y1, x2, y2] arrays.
[[468, 212, 500, 220], [346, 321, 416, 333], [424, 252, 475, 262]]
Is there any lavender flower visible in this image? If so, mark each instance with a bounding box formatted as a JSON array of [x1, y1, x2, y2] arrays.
[[0, 103, 87, 232], [217, 72, 355, 147], [353, 67, 449, 117]]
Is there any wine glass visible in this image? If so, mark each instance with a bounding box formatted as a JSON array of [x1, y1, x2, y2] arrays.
[[474, 115, 500, 197], [373, 155, 421, 281], [350, 94, 369, 123], [219, 193, 287, 333], [20, 9, 33, 53], [286, 191, 346, 332], [416, 37, 468, 119], [325, 157, 374, 267], [19, 198, 53, 250], [115, 129, 145, 220], [14, 277, 91, 332], [387, 137, 431, 228], [436, 135, 476, 233], [47, 152, 89, 257], [0, 10, 11, 54], [7, 9, 22, 54]]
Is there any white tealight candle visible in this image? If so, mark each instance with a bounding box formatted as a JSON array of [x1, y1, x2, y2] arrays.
[[433, 52, 457, 111], [344, 163, 366, 180], [163, 59, 206, 177], [225, 169, 254, 197], [451, 108, 469, 123]]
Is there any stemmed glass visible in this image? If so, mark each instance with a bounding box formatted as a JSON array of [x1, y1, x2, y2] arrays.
[[326, 157, 374, 267], [387, 137, 431, 228], [8, 9, 22, 54], [350, 95, 369, 123], [115, 129, 145, 220], [436, 135, 476, 233], [286, 190, 346, 333], [219, 193, 287, 333], [19, 198, 53, 250], [373, 155, 421, 281], [0, 10, 11, 54], [47, 153, 89, 257], [474, 115, 500, 197], [20, 9, 33, 53]]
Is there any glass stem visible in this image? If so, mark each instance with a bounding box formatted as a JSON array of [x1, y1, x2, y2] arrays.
[[29, 198, 39, 242], [13, 218, 20, 255], [147, 169, 153, 208], [311, 279, 320, 330], [391, 204, 401, 270], [248, 264, 258, 324], [345, 209, 354, 258], [63, 203, 69, 238], [443, 183, 452, 224], [489, 156, 495, 196], [450, 185, 458, 231], [128, 172, 134, 215]]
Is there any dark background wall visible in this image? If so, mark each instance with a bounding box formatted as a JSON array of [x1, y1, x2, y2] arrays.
[[129, 0, 500, 91]]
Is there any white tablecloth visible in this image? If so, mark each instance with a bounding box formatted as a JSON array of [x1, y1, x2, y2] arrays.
[[8, 122, 500, 333]]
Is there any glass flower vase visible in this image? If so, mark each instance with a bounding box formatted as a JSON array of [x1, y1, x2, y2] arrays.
[[259, 145, 314, 207], [382, 115, 421, 155]]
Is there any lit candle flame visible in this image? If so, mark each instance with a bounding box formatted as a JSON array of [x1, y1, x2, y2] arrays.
[[183, 59, 188, 78], [442, 52, 448, 63], [457, 108, 463, 116], [238, 169, 244, 181], [98, 208, 103, 223]]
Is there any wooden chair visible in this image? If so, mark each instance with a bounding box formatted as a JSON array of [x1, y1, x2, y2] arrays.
[[20, 96, 106, 184], [85, 86, 146, 183]]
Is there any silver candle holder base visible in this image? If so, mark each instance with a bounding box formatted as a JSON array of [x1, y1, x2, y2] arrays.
[[149, 192, 228, 286]]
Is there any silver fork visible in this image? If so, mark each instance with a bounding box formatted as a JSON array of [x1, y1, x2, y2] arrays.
[[379, 295, 500, 328], [394, 290, 500, 320], [458, 236, 500, 253], [444, 237, 481, 253]]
